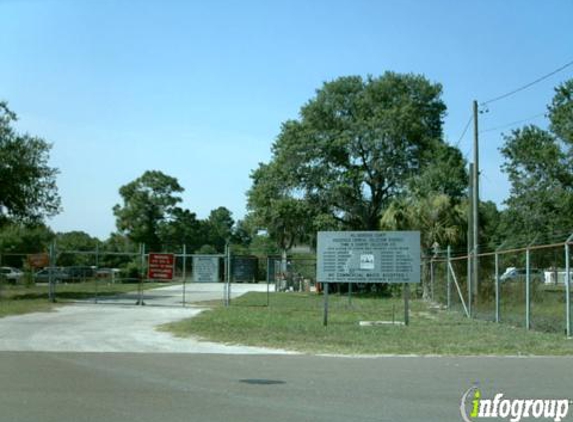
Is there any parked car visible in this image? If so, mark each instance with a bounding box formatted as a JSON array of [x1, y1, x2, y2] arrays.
[[500, 267, 543, 283], [33, 268, 71, 283], [0, 267, 24, 284], [64, 266, 96, 281], [96, 268, 121, 278]]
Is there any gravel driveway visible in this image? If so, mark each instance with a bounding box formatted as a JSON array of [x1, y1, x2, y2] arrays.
[[0, 283, 294, 354]]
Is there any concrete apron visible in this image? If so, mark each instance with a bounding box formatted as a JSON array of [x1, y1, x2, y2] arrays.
[[0, 283, 294, 355]]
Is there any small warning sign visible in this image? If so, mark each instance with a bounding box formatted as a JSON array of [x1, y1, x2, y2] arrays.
[[148, 253, 174, 280]]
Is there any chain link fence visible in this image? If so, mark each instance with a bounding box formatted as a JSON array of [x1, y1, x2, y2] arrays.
[[5, 235, 571, 335], [426, 238, 573, 336]]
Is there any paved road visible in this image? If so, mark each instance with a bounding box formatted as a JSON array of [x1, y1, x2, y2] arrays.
[[1, 283, 572, 421], [1, 352, 572, 422]]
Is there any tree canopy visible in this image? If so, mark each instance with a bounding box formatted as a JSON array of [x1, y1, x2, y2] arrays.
[[0, 102, 61, 225], [248, 72, 467, 249], [500, 78, 573, 243], [113, 170, 184, 251], [205, 206, 235, 252], [112, 171, 243, 253]]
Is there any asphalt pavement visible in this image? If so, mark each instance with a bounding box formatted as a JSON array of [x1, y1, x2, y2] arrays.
[[1, 283, 572, 421], [1, 352, 572, 422]]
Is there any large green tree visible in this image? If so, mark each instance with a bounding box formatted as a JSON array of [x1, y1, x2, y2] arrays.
[[500, 79, 573, 243], [248, 72, 463, 238], [56, 231, 99, 267], [205, 206, 235, 253], [0, 102, 60, 225], [248, 162, 316, 251], [0, 223, 54, 268], [113, 170, 184, 251], [157, 207, 205, 252], [100, 232, 138, 268]]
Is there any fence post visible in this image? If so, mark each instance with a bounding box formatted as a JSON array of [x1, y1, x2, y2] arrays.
[[430, 258, 435, 301], [224, 242, 231, 307], [94, 242, 99, 304], [565, 234, 573, 337], [446, 246, 451, 309], [48, 240, 56, 303], [525, 246, 531, 330], [182, 244, 187, 307], [138, 243, 145, 306], [266, 256, 270, 307], [495, 248, 500, 323]]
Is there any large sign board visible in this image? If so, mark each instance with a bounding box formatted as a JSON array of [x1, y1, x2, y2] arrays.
[[317, 231, 420, 284], [148, 253, 174, 280], [192, 255, 220, 283], [232, 257, 258, 283]]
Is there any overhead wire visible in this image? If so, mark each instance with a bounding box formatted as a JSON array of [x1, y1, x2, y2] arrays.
[[481, 59, 573, 106], [454, 114, 473, 147], [480, 112, 547, 134]]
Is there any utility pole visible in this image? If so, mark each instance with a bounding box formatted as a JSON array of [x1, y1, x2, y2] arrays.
[[467, 162, 474, 317], [472, 100, 480, 306]]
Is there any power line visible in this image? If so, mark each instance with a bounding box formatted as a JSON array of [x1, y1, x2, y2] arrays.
[[480, 112, 547, 134], [455, 114, 473, 147], [481, 59, 573, 106]]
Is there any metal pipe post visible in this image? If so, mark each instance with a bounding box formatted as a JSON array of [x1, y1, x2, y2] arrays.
[[526, 247, 531, 330], [565, 234, 573, 337], [48, 241, 56, 303], [404, 283, 410, 326], [182, 244, 187, 307], [495, 250, 500, 323], [94, 242, 99, 304], [446, 246, 451, 309], [323, 282, 329, 327], [225, 243, 231, 306], [139, 243, 145, 306], [430, 259, 435, 301], [266, 257, 270, 307]]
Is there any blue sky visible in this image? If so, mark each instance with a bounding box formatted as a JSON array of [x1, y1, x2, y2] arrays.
[[1, 0, 572, 239]]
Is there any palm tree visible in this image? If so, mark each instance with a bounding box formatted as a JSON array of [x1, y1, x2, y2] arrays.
[[381, 194, 466, 299]]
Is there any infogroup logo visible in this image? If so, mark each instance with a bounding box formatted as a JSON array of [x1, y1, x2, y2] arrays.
[[460, 386, 571, 422]]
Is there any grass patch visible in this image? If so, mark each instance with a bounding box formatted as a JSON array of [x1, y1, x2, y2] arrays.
[[0, 299, 57, 318], [162, 292, 573, 356]]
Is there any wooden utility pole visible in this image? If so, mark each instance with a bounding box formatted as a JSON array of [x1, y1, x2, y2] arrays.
[[472, 100, 480, 305], [468, 162, 474, 316]]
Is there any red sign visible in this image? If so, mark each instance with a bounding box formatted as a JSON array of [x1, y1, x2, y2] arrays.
[[28, 253, 50, 268], [147, 253, 174, 280]]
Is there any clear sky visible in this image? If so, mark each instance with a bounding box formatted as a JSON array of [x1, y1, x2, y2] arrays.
[[1, 0, 572, 239]]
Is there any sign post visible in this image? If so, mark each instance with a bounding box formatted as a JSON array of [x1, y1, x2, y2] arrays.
[[323, 283, 329, 326], [404, 283, 410, 326], [317, 231, 421, 326]]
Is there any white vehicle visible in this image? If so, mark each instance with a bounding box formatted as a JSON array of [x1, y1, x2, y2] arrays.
[[0, 267, 24, 283], [500, 267, 543, 283]]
